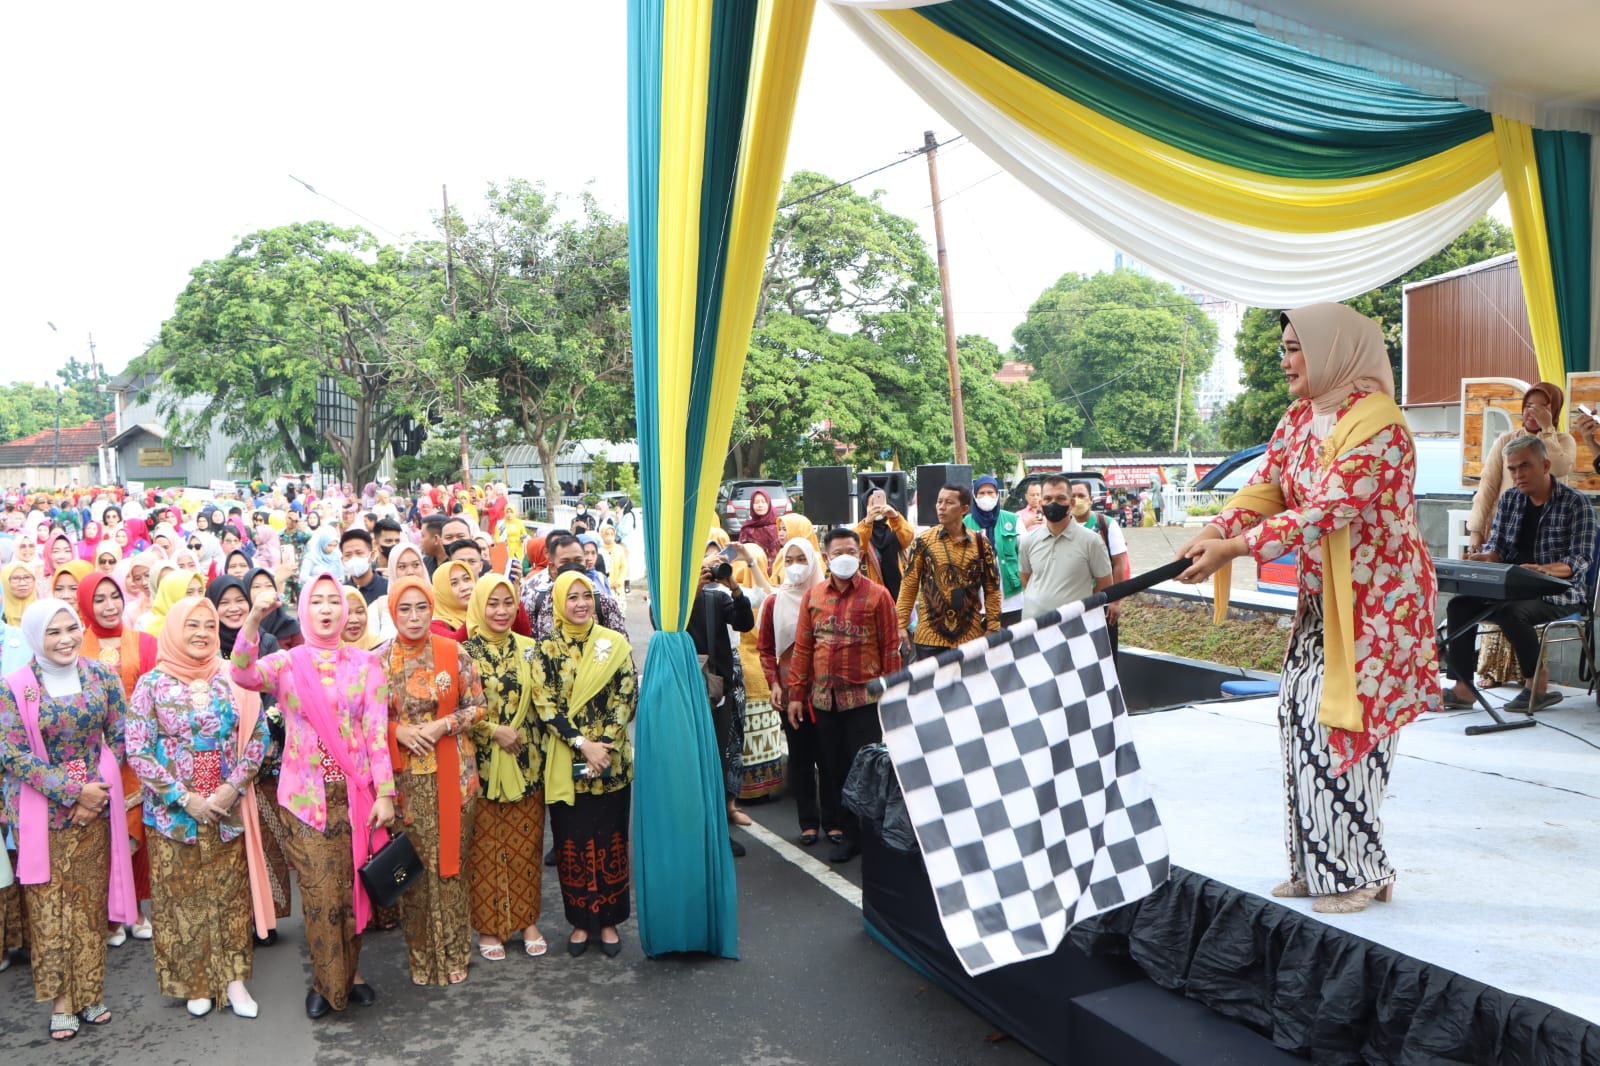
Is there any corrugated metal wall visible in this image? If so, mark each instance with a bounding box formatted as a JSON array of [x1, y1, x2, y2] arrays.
[[1403, 258, 1540, 403]]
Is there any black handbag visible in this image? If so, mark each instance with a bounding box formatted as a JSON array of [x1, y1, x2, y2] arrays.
[[358, 830, 424, 909]]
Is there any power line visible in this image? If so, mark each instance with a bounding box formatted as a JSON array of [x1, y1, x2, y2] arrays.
[[776, 135, 966, 211]]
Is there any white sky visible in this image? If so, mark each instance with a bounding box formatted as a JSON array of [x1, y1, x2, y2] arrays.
[[1, 2, 1117, 388]]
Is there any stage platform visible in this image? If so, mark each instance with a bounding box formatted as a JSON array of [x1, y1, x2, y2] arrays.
[[1128, 690, 1600, 1029]]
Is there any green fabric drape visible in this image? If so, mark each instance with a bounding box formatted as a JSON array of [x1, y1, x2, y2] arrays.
[[914, 0, 1492, 180], [1533, 129, 1594, 374]]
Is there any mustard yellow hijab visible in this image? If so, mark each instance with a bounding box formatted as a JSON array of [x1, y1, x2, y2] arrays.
[[430, 559, 474, 631], [0, 560, 39, 627], [342, 586, 380, 651], [142, 569, 205, 635], [466, 574, 535, 802], [543, 571, 632, 806]]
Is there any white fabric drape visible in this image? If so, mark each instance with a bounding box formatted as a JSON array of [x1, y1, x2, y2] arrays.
[[834, 5, 1505, 307]]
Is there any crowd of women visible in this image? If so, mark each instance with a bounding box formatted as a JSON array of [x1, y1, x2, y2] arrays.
[[0, 481, 638, 1039]]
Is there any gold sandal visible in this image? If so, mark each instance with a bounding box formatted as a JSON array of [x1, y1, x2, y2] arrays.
[[1312, 883, 1395, 914]]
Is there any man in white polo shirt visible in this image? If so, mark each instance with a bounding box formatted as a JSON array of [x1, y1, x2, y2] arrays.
[[1019, 474, 1116, 626]]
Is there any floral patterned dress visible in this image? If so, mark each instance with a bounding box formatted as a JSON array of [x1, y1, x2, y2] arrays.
[[1212, 392, 1439, 895]]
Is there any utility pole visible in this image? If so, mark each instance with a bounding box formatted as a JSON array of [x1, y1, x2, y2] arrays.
[[443, 185, 471, 490], [923, 130, 968, 465], [51, 384, 62, 487], [1172, 317, 1189, 451], [88, 332, 109, 483]]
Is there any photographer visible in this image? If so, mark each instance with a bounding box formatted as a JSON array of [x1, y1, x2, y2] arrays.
[[688, 542, 755, 857]]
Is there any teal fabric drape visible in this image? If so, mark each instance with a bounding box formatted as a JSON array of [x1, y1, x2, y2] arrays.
[[1533, 129, 1594, 373], [914, 0, 1492, 179], [628, 0, 741, 960]]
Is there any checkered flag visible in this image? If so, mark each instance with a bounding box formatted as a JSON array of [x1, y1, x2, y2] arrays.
[[874, 600, 1169, 976]]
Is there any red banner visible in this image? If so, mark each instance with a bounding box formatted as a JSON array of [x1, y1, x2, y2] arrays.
[[1102, 466, 1166, 489]]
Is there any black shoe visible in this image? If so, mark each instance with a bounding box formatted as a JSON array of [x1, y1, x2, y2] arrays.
[[827, 838, 860, 864], [253, 929, 278, 947], [349, 982, 377, 1008], [567, 937, 589, 957], [305, 990, 331, 1019], [544, 847, 557, 867], [599, 938, 622, 958], [729, 836, 746, 858], [798, 830, 820, 846]]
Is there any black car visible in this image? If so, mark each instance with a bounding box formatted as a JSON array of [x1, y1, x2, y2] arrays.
[[717, 479, 793, 536]]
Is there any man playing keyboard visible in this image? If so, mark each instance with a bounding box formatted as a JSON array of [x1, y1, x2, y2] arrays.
[[1445, 435, 1595, 711]]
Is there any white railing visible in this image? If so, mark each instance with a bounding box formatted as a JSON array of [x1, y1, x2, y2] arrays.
[[1160, 487, 1233, 525]]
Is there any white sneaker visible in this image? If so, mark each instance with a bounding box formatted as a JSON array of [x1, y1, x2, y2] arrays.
[[130, 917, 153, 940], [105, 925, 128, 947], [187, 998, 213, 1017]]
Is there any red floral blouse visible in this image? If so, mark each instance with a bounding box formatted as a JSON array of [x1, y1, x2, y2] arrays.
[[1212, 393, 1441, 773]]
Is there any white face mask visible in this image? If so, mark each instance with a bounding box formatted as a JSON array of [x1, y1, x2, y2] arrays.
[[344, 557, 370, 578], [827, 554, 860, 580], [784, 563, 809, 584], [975, 495, 999, 512]]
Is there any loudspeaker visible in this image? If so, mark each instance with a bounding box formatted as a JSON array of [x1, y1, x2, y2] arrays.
[[801, 465, 854, 528], [855, 471, 909, 522], [915, 464, 972, 527]]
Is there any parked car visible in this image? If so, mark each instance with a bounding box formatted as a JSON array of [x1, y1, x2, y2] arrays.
[[717, 478, 792, 537], [1195, 444, 1268, 493]]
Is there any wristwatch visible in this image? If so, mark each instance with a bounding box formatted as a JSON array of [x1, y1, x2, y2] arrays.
[[571, 736, 585, 752]]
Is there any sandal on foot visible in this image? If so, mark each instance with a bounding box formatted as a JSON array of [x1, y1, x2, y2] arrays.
[[729, 809, 753, 827], [1270, 879, 1310, 898], [477, 941, 506, 962], [798, 830, 819, 846], [525, 936, 548, 958], [448, 971, 468, 985], [80, 1003, 113, 1026], [1312, 883, 1394, 914], [51, 1013, 79, 1040]]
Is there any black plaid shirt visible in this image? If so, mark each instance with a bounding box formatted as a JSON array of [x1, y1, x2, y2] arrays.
[[1483, 478, 1595, 606]]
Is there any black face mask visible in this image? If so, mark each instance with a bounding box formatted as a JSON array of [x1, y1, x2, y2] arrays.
[[1041, 502, 1071, 523]]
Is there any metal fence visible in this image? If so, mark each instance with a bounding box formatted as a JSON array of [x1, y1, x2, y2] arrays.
[[1159, 487, 1233, 524], [515, 494, 587, 522]]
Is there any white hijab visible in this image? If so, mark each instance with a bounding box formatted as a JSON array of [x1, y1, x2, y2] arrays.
[[21, 598, 81, 697], [771, 537, 825, 658]]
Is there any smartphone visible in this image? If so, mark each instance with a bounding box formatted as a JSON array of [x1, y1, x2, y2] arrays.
[[1579, 404, 1595, 418]]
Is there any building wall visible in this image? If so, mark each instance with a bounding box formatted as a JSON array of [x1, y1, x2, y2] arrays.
[[0, 463, 95, 487], [1403, 258, 1539, 404], [113, 392, 241, 487]]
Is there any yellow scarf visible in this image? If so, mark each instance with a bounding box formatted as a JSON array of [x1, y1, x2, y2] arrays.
[[1213, 393, 1411, 733], [466, 575, 535, 803], [542, 571, 631, 806]]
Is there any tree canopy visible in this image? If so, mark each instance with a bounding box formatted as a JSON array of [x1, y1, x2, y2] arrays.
[[0, 357, 105, 445]]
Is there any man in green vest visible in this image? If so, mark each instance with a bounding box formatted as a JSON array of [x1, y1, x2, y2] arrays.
[[965, 475, 1023, 624]]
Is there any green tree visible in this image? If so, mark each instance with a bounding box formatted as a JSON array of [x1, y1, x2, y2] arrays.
[[135, 222, 423, 486], [0, 381, 93, 445], [1218, 214, 1517, 447], [943, 335, 1046, 475], [1013, 269, 1218, 453]]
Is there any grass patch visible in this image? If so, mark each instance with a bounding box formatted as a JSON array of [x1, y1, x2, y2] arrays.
[[1118, 596, 1290, 672]]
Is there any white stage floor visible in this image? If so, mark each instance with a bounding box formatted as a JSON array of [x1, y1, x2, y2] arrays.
[[1128, 687, 1600, 1027]]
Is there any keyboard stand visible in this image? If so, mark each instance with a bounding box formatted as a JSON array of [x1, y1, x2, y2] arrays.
[[1437, 602, 1538, 735]]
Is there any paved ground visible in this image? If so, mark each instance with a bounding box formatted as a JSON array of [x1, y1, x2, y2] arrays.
[[1122, 523, 1260, 592], [0, 591, 1044, 1066]]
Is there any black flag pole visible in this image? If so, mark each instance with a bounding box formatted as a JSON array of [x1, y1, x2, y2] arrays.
[[1082, 558, 1190, 611]]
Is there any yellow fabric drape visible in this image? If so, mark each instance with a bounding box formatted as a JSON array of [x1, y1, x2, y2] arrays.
[[878, 9, 1501, 234], [692, 1, 819, 578], [654, 1, 717, 632], [1212, 394, 1413, 733], [1493, 115, 1568, 394]]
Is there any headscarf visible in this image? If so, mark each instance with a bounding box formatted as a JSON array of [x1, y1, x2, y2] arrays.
[[144, 558, 178, 606], [300, 526, 343, 585], [706, 526, 730, 550], [169, 547, 202, 575], [577, 531, 607, 575], [778, 512, 818, 552], [771, 537, 823, 658], [550, 571, 630, 709], [466, 573, 533, 802], [142, 569, 203, 635], [430, 559, 473, 631], [77, 571, 126, 640], [387, 576, 435, 646], [204, 575, 251, 658], [222, 549, 253, 578], [76, 520, 104, 562], [50, 560, 92, 599], [20, 598, 81, 696], [43, 532, 75, 576], [1, 560, 39, 626], [1524, 382, 1565, 423], [297, 573, 348, 652], [386, 542, 425, 584], [244, 568, 300, 647], [738, 489, 783, 558], [341, 585, 379, 651], [192, 531, 224, 572], [153, 595, 222, 686], [1280, 303, 1394, 417], [466, 573, 520, 644], [970, 475, 1002, 541], [94, 545, 122, 572], [252, 524, 280, 572]]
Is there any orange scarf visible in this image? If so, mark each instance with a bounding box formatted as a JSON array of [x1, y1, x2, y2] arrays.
[[386, 634, 464, 877]]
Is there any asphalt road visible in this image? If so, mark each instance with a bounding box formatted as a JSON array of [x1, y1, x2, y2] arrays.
[[0, 591, 1043, 1066]]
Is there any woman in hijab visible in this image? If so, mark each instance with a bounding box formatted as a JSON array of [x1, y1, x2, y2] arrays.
[[191, 531, 224, 580], [50, 560, 92, 604], [730, 544, 781, 808], [94, 545, 121, 574], [379, 576, 485, 986], [531, 571, 636, 957], [1178, 303, 1439, 915], [244, 569, 302, 652], [2, 561, 41, 674], [429, 559, 476, 641], [463, 574, 547, 961], [223, 550, 253, 580], [341, 587, 379, 652], [757, 538, 829, 845], [852, 488, 914, 602], [76, 520, 105, 563], [597, 523, 628, 600], [45, 532, 76, 578], [231, 572, 395, 1018], [14, 533, 43, 577], [252, 524, 281, 574], [0, 598, 137, 1040], [139, 570, 204, 637], [113, 551, 159, 626], [296, 526, 343, 600], [127, 596, 269, 1018], [964, 475, 1023, 624], [207, 576, 291, 941], [736, 489, 784, 561], [769, 513, 819, 581]]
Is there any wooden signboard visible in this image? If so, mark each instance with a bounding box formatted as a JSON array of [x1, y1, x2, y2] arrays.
[[1566, 371, 1600, 493], [1460, 374, 1600, 493], [137, 448, 174, 468]]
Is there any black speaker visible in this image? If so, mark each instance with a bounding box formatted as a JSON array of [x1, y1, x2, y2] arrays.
[[915, 464, 972, 527], [801, 465, 853, 527], [855, 471, 909, 522]]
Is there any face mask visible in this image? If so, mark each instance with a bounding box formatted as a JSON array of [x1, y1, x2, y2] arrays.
[[827, 554, 860, 580], [975, 495, 999, 512], [344, 557, 370, 578], [1042, 502, 1072, 523], [1070, 497, 1092, 519], [784, 563, 808, 584]]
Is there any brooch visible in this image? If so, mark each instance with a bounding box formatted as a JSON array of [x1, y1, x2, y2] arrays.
[[594, 638, 612, 664], [433, 670, 452, 693], [23, 684, 38, 703]]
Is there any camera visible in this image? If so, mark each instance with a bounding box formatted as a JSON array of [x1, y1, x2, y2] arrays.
[[710, 560, 734, 581]]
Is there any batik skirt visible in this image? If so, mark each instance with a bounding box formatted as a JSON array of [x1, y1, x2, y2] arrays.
[[23, 820, 110, 1013], [468, 790, 544, 942], [0, 859, 25, 952], [1279, 594, 1400, 896], [738, 698, 786, 800], [549, 786, 631, 933], [253, 775, 294, 919], [396, 772, 474, 985], [148, 824, 253, 1000], [277, 782, 361, 1010]]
